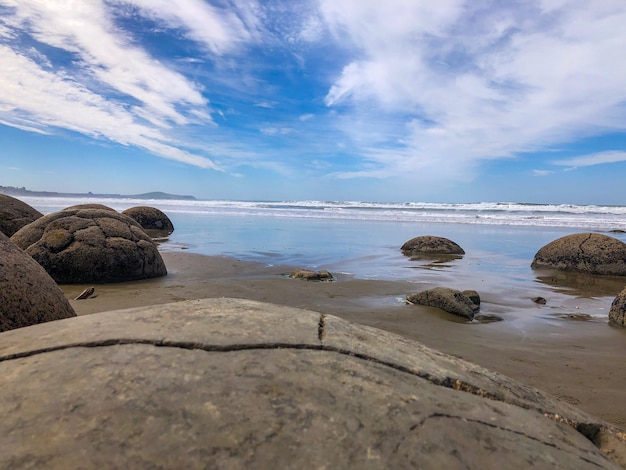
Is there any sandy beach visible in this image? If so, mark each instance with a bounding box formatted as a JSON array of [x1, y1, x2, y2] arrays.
[[62, 250, 626, 429]]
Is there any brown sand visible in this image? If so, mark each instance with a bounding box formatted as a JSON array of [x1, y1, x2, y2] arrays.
[[62, 251, 626, 427]]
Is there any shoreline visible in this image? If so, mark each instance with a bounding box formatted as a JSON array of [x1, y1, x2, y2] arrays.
[[62, 250, 626, 428]]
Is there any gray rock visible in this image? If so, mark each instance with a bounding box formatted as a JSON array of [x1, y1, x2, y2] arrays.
[[531, 233, 626, 276], [290, 268, 334, 281], [407, 287, 480, 320], [10, 208, 167, 284], [0, 232, 76, 332], [122, 206, 174, 237], [0, 298, 623, 468], [401, 235, 465, 257], [609, 287, 626, 328], [0, 193, 43, 236]]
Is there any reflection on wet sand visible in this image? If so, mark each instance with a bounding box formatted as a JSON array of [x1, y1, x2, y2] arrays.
[[533, 268, 626, 297]]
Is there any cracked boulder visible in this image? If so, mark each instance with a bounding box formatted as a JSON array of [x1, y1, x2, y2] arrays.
[[531, 233, 626, 276], [609, 287, 626, 328], [10, 208, 166, 284], [401, 235, 465, 258], [0, 194, 43, 237], [407, 287, 480, 320], [0, 231, 76, 332], [0, 298, 624, 469], [122, 206, 174, 238]]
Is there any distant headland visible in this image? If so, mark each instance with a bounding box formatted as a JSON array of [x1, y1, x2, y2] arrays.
[[0, 186, 196, 201]]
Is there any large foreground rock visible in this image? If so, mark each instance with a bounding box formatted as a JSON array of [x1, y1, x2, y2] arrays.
[[0, 232, 75, 332], [401, 235, 465, 257], [407, 287, 480, 320], [122, 206, 174, 237], [10, 208, 167, 283], [0, 298, 623, 468], [609, 287, 626, 328], [531, 233, 626, 276], [0, 194, 43, 236]]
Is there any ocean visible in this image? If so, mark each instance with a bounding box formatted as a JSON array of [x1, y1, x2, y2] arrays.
[[19, 196, 626, 322]]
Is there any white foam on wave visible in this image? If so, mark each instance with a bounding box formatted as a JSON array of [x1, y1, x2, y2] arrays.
[[18, 196, 626, 231]]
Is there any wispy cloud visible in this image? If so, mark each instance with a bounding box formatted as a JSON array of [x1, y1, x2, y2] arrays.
[[115, 0, 256, 55], [552, 151, 626, 168], [0, 0, 259, 168], [2, 0, 626, 188], [260, 127, 294, 136], [319, 1, 626, 181]]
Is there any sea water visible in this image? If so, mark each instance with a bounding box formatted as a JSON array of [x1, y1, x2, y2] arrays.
[[18, 196, 626, 320]]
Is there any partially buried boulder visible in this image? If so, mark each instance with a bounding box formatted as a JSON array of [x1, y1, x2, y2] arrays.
[[122, 206, 174, 237], [401, 235, 465, 257], [10, 208, 167, 284], [0, 193, 43, 237], [531, 233, 626, 276], [290, 268, 334, 281], [0, 298, 623, 468], [407, 287, 480, 320], [609, 286, 626, 328], [0, 232, 76, 332]]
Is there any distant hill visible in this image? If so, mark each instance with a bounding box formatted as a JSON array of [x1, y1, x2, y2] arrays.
[[0, 186, 196, 201]]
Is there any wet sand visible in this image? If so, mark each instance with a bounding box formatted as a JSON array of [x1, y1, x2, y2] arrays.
[[63, 250, 626, 428]]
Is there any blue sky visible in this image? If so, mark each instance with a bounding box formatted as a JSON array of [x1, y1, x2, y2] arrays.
[[1, 0, 626, 204]]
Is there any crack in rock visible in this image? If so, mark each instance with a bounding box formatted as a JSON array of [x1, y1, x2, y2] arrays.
[[397, 412, 608, 468], [1, 338, 623, 458], [578, 233, 594, 270], [318, 313, 327, 343]]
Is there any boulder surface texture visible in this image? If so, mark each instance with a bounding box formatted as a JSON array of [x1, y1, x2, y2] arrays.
[[609, 286, 626, 328], [122, 206, 174, 236], [0, 232, 76, 332], [0, 194, 43, 237], [63, 203, 117, 212], [0, 298, 624, 469], [531, 233, 626, 276], [401, 235, 465, 257], [290, 268, 334, 281], [10, 208, 167, 284], [407, 287, 480, 320]]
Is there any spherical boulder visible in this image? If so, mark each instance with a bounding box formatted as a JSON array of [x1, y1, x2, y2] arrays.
[[0, 298, 623, 468], [0, 232, 76, 332], [10, 208, 167, 284], [609, 287, 626, 328], [531, 233, 626, 276], [0, 193, 43, 236], [122, 206, 174, 237], [401, 235, 465, 257]]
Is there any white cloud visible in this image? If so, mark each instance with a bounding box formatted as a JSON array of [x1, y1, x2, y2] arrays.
[[533, 169, 554, 176], [552, 151, 626, 168], [299, 113, 314, 121], [0, 44, 217, 168], [254, 101, 276, 109], [319, 1, 626, 181], [260, 127, 294, 136], [0, 0, 253, 168], [112, 0, 255, 55]]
